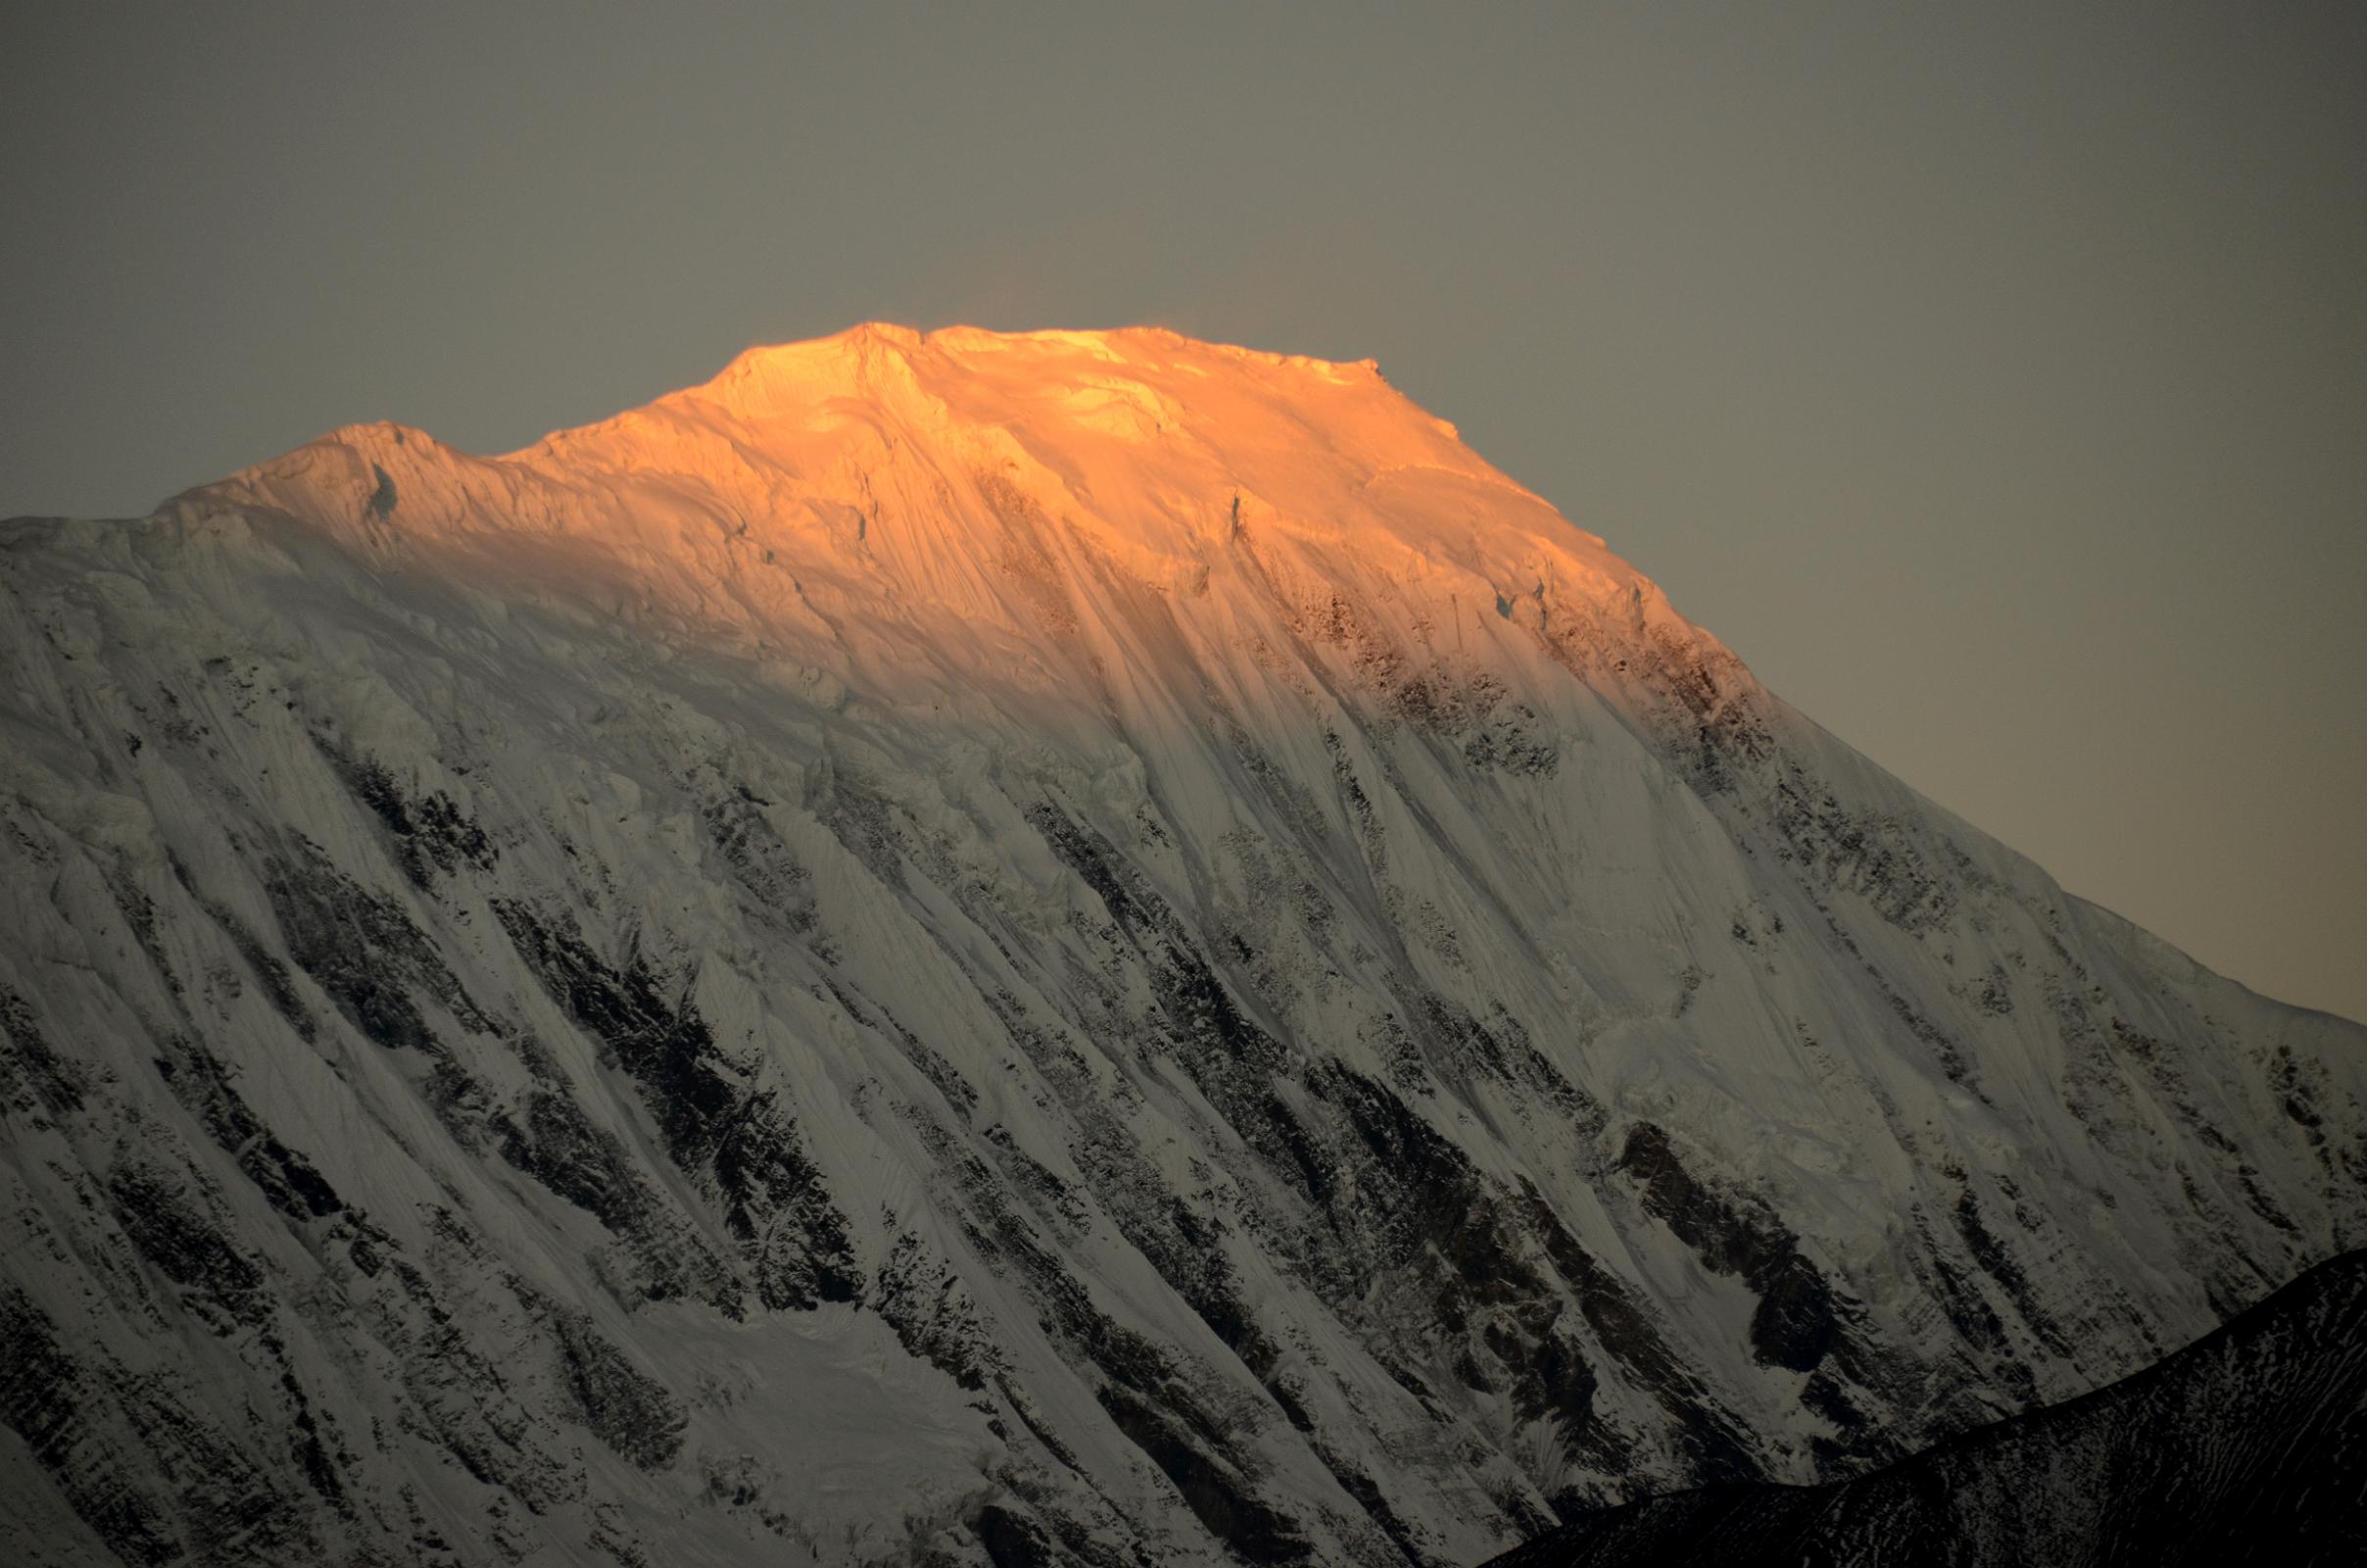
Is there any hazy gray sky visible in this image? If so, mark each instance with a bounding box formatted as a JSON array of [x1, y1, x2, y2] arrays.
[[6, 3, 2361, 1021]]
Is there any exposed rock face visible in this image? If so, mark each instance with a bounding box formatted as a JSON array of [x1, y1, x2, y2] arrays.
[[1481, 1247, 2367, 1568], [1, 324, 2360, 1566]]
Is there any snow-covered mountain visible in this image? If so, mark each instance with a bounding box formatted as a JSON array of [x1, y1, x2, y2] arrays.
[[1480, 1246, 2367, 1567], [2, 323, 2359, 1568]]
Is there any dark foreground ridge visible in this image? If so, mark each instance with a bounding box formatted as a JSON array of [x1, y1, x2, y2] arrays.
[[1482, 1248, 2367, 1568]]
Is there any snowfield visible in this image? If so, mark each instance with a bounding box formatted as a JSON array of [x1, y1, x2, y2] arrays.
[[2, 323, 2359, 1566]]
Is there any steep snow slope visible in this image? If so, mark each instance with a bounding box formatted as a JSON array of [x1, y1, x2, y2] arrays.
[[1481, 1247, 2367, 1567], [1, 323, 2360, 1567]]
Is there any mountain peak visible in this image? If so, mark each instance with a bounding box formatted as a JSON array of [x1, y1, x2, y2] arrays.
[[193, 321, 1621, 648], [681, 323, 1393, 426]]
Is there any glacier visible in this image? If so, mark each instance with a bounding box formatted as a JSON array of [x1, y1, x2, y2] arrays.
[[1, 322, 2359, 1566]]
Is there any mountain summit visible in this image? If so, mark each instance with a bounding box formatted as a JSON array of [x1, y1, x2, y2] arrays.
[[4, 327, 2360, 1566], [199, 323, 1652, 670]]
